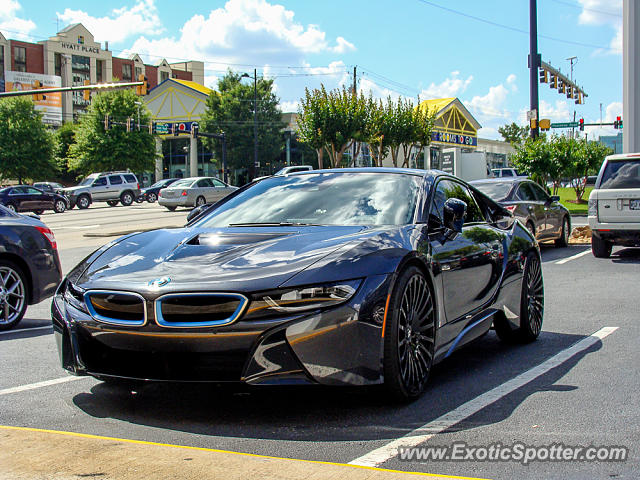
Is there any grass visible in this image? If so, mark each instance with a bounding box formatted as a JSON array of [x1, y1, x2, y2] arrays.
[[555, 186, 593, 215]]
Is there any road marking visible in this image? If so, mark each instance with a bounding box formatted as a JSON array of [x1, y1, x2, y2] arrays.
[[0, 425, 490, 480], [53, 224, 101, 230], [0, 325, 52, 336], [0, 376, 88, 396], [349, 326, 618, 468], [555, 249, 591, 264]]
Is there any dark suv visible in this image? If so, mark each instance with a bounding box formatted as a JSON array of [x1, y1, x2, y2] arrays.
[[62, 172, 141, 209]]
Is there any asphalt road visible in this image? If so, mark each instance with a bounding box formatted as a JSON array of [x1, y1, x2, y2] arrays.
[[1, 208, 638, 480]]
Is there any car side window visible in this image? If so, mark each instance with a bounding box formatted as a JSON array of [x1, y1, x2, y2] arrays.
[[516, 183, 536, 201], [26, 187, 42, 194], [529, 182, 550, 201], [197, 179, 213, 188], [9, 187, 24, 194], [123, 174, 137, 184], [93, 177, 107, 187], [430, 179, 485, 226], [212, 179, 226, 187], [108, 175, 123, 185]]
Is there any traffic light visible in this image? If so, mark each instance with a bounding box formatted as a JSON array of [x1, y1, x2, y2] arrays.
[[575, 92, 583, 105], [614, 116, 622, 129], [539, 119, 551, 131], [539, 68, 548, 83], [83, 79, 91, 101], [558, 81, 566, 94], [550, 74, 558, 89], [136, 74, 148, 96], [190, 122, 199, 139], [530, 118, 537, 129], [104, 114, 111, 131], [579, 118, 584, 131], [566, 85, 573, 99], [126, 118, 132, 132], [32, 80, 44, 101]]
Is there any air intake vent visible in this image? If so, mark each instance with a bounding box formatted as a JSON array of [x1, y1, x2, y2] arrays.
[[155, 293, 248, 328], [85, 291, 146, 326]]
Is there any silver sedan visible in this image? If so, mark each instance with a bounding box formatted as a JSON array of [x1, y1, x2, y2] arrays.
[[158, 177, 238, 211]]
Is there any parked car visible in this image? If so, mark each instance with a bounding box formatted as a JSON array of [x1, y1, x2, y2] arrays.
[[0, 204, 62, 330], [158, 177, 237, 211], [253, 165, 314, 182], [491, 167, 521, 178], [588, 153, 640, 258], [136, 178, 178, 203], [33, 182, 65, 195], [0, 185, 69, 214], [53, 168, 542, 401], [471, 177, 571, 247], [61, 172, 140, 209]]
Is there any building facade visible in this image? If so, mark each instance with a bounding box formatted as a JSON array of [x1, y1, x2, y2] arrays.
[[0, 24, 204, 123]]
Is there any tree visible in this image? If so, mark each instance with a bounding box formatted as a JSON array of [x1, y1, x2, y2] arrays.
[[53, 121, 80, 183], [297, 86, 330, 169], [0, 97, 56, 184], [402, 101, 435, 168], [201, 71, 284, 178], [569, 139, 611, 202], [548, 134, 575, 194], [498, 122, 529, 145], [510, 136, 557, 187], [69, 89, 156, 174]]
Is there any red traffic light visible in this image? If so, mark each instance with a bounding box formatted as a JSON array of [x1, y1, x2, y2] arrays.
[[579, 118, 584, 131]]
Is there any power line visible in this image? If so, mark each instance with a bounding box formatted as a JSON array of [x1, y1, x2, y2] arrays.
[[549, 0, 622, 18]]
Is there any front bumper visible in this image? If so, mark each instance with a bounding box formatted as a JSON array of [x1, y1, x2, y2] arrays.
[[51, 275, 391, 386]]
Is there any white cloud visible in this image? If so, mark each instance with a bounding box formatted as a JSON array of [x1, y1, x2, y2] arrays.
[[462, 75, 520, 140], [0, 0, 36, 40], [279, 100, 299, 112], [577, 0, 622, 54], [539, 99, 572, 120], [127, 0, 355, 67], [57, 0, 163, 44], [419, 71, 473, 99]]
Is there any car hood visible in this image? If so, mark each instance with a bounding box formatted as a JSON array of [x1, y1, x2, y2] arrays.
[[72, 225, 407, 293], [63, 185, 88, 193]]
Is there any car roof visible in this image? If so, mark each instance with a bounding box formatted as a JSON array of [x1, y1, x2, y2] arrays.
[[604, 153, 640, 162], [284, 167, 437, 180], [470, 177, 529, 185]]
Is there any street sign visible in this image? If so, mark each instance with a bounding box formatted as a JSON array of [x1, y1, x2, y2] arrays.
[[550, 122, 579, 128], [527, 109, 537, 121]]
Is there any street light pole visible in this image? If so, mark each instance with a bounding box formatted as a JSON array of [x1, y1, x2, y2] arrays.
[[253, 68, 258, 180]]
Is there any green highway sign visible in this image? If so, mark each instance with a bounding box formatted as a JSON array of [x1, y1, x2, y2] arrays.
[[551, 122, 579, 128]]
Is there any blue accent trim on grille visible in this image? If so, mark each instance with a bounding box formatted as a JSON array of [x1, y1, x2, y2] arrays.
[[154, 293, 248, 328], [84, 290, 147, 327]]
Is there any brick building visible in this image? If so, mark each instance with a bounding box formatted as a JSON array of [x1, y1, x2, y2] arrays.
[[0, 24, 204, 123]]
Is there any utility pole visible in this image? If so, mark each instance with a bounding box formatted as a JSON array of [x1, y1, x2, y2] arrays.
[[529, 0, 540, 139], [253, 69, 258, 179], [567, 56, 577, 138], [623, 0, 639, 152], [351, 66, 357, 167]]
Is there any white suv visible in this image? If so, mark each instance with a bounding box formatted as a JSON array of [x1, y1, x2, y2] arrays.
[[588, 153, 640, 257]]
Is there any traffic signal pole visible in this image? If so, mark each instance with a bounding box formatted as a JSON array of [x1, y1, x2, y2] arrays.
[[529, 0, 540, 139]]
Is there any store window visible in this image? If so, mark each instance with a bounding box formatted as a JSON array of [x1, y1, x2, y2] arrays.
[[122, 64, 132, 81], [71, 55, 90, 72], [14, 46, 26, 72], [96, 59, 103, 82], [160, 70, 169, 82], [54, 53, 62, 77], [135, 66, 143, 79]]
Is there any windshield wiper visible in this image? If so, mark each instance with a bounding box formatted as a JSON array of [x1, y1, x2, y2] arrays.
[[228, 222, 320, 227]]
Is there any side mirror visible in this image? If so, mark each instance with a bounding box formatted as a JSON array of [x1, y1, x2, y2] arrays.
[[186, 204, 207, 223], [550, 195, 560, 202], [443, 198, 466, 235]]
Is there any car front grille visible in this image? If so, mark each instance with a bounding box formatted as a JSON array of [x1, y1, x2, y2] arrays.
[[155, 293, 248, 328], [84, 291, 146, 326]]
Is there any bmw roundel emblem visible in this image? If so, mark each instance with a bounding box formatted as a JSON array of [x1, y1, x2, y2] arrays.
[[149, 277, 171, 288]]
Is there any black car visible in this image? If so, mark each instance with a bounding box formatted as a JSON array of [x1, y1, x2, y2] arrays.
[[137, 178, 178, 203], [52, 169, 543, 400], [471, 178, 571, 247], [33, 182, 65, 195], [0, 204, 62, 330], [0, 185, 69, 214]]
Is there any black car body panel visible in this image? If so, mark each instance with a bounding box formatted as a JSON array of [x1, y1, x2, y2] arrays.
[[0, 186, 69, 213], [0, 207, 62, 305], [139, 178, 178, 201], [52, 169, 538, 388]]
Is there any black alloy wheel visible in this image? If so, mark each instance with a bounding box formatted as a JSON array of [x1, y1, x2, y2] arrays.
[[120, 192, 134, 206], [384, 266, 436, 401], [555, 217, 570, 247], [147, 192, 157, 203], [77, 195, 90, 209], [195, 196, 206, 207], [0, 260, 28, 331], [54, 199, 66, 213], [494, 251, 544, 343]]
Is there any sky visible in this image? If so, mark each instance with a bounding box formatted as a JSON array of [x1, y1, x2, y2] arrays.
[[0, 0, 624, 140]]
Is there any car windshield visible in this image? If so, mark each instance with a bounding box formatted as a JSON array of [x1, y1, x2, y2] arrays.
[[472, 182, 513, 201], [196, 172, 422, 227], [600, 160, 640, 189], [171, 179, 194, 188], [78, 176, 95, 186], [150, 179, 171, 188]]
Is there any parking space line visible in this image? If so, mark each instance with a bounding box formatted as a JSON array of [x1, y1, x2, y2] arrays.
[[555, 249, 591, 264], [0, 376, 88, 396], [349, 326, 618, 468], [0, 325, 52, 336]]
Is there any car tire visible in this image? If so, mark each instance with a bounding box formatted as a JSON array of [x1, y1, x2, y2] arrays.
[[5, 204, 17, 213], [592, 235, 612, 258], [195, 196, 206, 207], [494, 251, 544, 344], [53, 199, 66, 213], [135, 196, 144, 203], [77, 195, 90, 209], [120, 192, 134, 206], [165, 206, 177, 211], [107, 200, 119, 207], [33, 210, 44, 215], [147, 193, 157, 203], [554, 216, 570, 248], [383, 266, 436, 402], [0, 259, 29, 331]]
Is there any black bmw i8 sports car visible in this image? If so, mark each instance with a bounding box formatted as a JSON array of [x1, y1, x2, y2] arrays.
[[52, 168, 543, 400]]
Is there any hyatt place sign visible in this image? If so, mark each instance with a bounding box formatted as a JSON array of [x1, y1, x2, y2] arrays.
[[60, 42, 100, 54]]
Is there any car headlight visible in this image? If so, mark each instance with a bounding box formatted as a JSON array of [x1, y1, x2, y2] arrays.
[[588, 198, 598, 217], [244, 280, 362, 320], [63, 281, 89, 314]]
